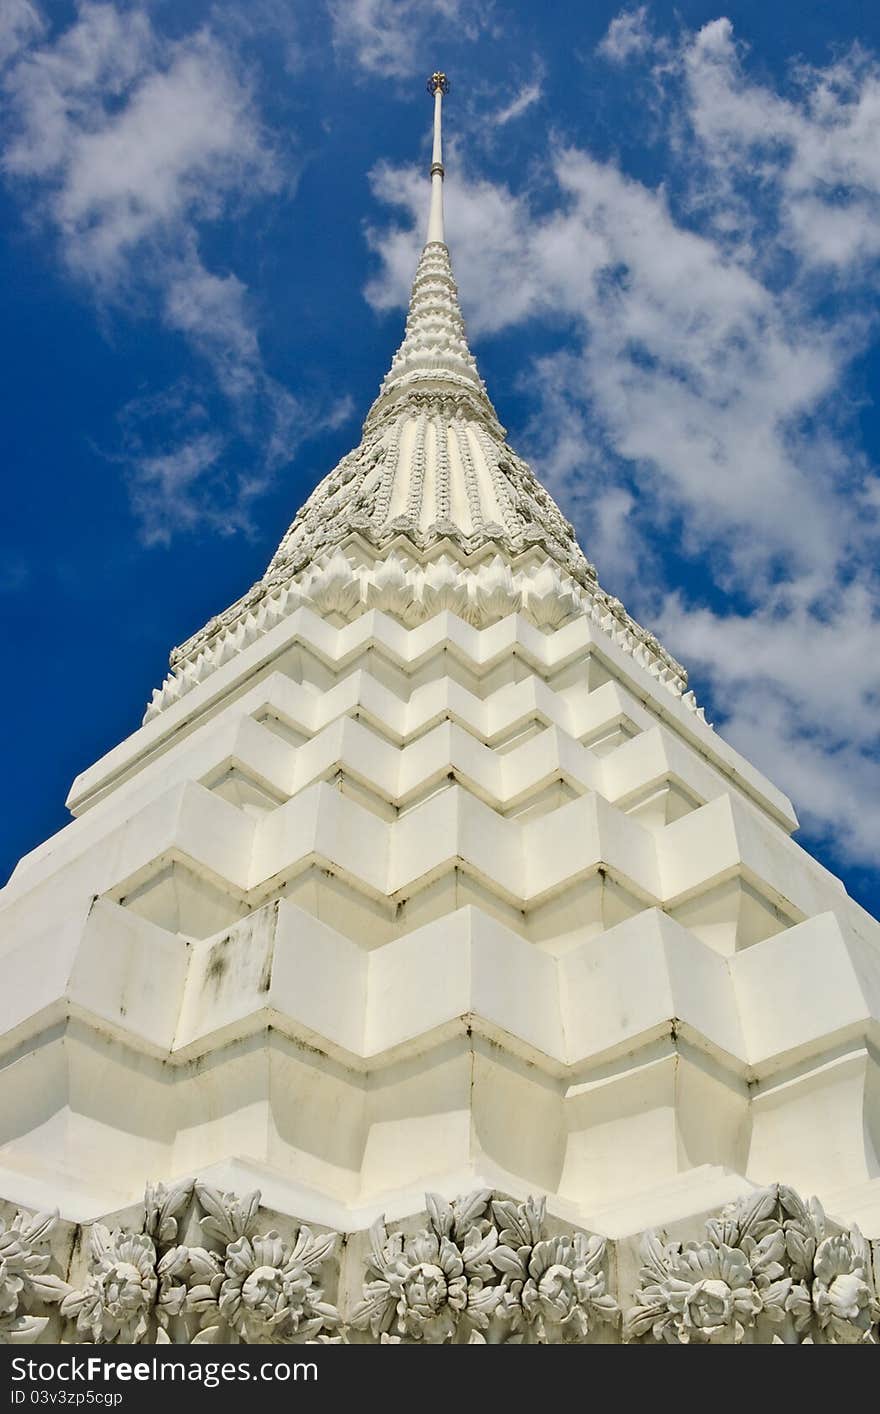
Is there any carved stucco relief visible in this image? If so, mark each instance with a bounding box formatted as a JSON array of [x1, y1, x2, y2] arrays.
[[1, 1181, 875, 1345]]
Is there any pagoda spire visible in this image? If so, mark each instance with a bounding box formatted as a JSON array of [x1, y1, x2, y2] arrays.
[[426, 71, 448, 244], [361, 73, 503, 435], [151, 72, 690, 723]]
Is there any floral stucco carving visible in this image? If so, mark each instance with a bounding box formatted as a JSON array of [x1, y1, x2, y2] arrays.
[[350, 1190, 618, 1344], [13, 1180, 341, 1346], [61, 1229, 161, 1344], [2, 1180, 875, 1345], [174, 1184, 340, 1345], [0, 1210, 67, 1342], [624, 1184, 880, 1345]]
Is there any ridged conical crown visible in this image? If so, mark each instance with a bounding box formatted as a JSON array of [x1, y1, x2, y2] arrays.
[[364, 240, 501, 434], [264, 238, 591, 583]]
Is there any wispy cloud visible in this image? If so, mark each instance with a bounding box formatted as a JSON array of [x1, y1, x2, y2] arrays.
[[0, 0, 42, 66], [679, 19, 880, 274], [3, 10, 280, 281], [657, 589, 880, 867], [128, 431, 227, 547], [492, 79, 543, 126], [366, 13, 880, 869], [0, 2, 329, 544], [596, 5, 654, 65], [162, 258, 262, 404], [328, 0, 489, 79]]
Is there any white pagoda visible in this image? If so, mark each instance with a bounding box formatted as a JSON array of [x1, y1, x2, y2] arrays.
[[1, 77, 878, 1346]]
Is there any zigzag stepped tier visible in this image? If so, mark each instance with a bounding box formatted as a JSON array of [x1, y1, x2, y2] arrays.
[[1, 74, 879, 1344]]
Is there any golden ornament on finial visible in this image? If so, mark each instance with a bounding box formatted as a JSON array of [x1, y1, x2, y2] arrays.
[[427, 71, 450, 96]]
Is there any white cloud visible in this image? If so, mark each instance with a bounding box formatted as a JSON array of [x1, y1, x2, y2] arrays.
[[3, 8, 279, 283], [0, 3, 317, 545], [211, 0, 302, 75], [0, 0, 42, 67], [492, 80, 542, 127], [677, 18, 880, 273], [328, 0, 487, 79], [163, 258, 262, 403], [521, 353, 648, 595], [658, 588, 880, 866], [366, 17, 880, 869], [365, 153, 549, 332], [552, 152, 854, 577], [128, 431, 227, 547], [597, 6, 654, 65]]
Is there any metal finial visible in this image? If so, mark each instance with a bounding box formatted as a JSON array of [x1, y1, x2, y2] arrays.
[[426, 73, 448, 244]]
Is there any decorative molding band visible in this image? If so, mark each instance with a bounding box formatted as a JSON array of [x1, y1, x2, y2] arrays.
[[146, 551, 696, 725], [2, 1180, 876, 1345]]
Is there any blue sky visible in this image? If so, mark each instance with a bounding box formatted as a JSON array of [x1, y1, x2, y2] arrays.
[[1, 0, 878, 918]]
